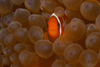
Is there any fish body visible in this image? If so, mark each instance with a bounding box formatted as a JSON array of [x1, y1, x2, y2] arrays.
[[47, 13, 63, 42]]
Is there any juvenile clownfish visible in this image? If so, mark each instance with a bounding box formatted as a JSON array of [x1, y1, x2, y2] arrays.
[[47, 13, 64, 42]]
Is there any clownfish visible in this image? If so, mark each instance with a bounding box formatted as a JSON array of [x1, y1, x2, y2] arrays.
[[47, 13, 65, 42]]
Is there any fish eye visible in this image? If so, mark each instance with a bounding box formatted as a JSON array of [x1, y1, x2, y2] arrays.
[[57, 23, 60, 27], [57, 23, 60, 31], [47, 24, 48, 32], [47, 24, 48, 28]]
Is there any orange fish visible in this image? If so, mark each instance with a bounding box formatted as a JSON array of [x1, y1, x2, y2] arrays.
[[47, 13, 65, 42]]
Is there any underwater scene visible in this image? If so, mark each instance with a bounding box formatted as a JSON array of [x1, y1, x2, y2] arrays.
[[0, 0, 100, 67]]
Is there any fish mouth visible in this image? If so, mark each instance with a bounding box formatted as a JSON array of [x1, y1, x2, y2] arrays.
[[50, 30, 56, 31]]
